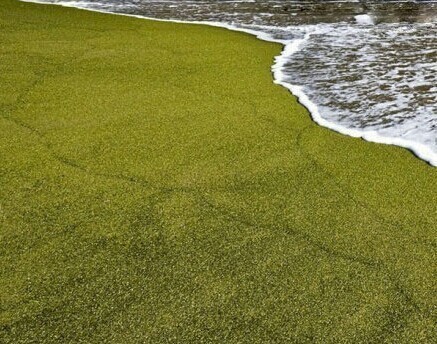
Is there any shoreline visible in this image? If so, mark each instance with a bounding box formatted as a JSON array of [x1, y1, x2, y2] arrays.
[[3, 1, 437, 341], [21, 0, 437, 167]]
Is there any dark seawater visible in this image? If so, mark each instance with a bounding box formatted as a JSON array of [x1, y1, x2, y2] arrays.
[[25, 1, 437, 165]]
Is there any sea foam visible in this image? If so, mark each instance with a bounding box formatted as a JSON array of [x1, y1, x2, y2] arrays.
[[355, 14, 375, 25]]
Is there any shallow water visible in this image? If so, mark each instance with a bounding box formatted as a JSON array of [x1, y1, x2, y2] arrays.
[[26, 0, 437, 165]]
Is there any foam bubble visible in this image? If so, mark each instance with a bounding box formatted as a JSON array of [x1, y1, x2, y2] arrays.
[[355, 14, 375, 25]]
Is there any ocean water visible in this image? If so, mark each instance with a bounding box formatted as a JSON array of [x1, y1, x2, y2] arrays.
[[24, 0, 437, 166]]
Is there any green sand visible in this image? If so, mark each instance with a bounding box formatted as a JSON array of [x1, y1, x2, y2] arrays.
[[0, 0, 436, 342]]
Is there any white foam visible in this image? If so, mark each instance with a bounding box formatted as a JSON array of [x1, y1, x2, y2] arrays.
[[20, 0, 437, 167], [355, 14, 375, 25]]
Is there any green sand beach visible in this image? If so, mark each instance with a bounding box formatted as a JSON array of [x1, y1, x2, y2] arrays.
[[1, 0, 436, 342]]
